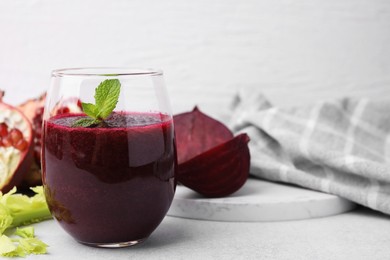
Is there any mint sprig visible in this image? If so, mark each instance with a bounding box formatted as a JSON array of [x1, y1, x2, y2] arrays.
[[72, 79, 121, 128]]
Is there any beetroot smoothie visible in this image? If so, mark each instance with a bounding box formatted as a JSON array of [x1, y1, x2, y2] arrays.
[[42, 112, 176, 245]]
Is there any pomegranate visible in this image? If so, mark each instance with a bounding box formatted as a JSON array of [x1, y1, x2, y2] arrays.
[[0, 90, 34, 193], [52, 97, 82, 116], [18, 94, 83, 163], [174, 107, 250, 198], [18, 92, 46, 166], [17, 93, 46, 188], [17, 93, 82, 188]]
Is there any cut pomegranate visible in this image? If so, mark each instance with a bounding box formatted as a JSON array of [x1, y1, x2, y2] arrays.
[[17, 93, 46, 188], [0, 90, 34, 193], [57, 107, 70, 115], [18, 92, 46, 165], [17, 94, 82, 188], [9, 128, 23, 145], [1, 136, 13, 147], [0, 122, 8, 137], [14, 139, 28, 151], [174, 107, 251, 198], [53, 97, 82, 116]]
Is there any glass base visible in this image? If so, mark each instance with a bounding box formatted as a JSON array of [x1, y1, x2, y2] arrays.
[[79, 238, 146, 248]]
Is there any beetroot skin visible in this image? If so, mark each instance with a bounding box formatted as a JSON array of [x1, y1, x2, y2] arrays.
[[173, 107, 250, 198]]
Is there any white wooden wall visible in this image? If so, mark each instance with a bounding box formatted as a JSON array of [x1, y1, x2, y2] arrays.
[[1, 0, 389, 116]]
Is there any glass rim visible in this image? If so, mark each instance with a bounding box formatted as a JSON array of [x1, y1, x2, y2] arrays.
[[51, 67, 163, 77]]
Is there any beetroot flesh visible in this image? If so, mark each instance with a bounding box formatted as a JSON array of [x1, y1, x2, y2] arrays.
[[178, 133, 250, 198]]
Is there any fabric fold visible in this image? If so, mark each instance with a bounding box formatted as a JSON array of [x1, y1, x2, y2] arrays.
[[229, 88, 390, 215]]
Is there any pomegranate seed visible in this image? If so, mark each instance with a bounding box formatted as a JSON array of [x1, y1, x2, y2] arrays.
[[9, 128, 23, 145], [2, 136, 13, 147], [57, 107, 70, 114], [0, 122, 8, 137], [14, 139, 28, 151], [36, 106, 44, 116]]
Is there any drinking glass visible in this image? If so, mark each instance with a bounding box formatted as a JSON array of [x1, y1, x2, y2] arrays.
[[42, 68, 177, 247]]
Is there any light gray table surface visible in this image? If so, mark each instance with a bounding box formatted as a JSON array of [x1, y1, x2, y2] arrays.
[[27, 206, 390, 260]]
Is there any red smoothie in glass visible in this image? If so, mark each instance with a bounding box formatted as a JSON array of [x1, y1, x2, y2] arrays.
[[42, 112, 176, 245]]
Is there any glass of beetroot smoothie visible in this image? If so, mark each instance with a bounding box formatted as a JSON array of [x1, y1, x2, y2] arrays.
[[42, 68, 177, 247]]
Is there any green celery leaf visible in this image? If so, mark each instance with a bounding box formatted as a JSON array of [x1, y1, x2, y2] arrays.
[[0, 235, 19, 256], [0, 186, 51, 257], [2, 245, 26, 258], [0, 186, 51, 229], [15, 227, 34, 238], [0, 232, 48, 257], [19, 237, 48, 255], [0, 204, 12, 234]]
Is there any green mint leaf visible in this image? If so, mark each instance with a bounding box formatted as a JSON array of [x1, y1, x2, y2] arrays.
[[81, 103, 97, 119], [72, 79, 121, 128], [72, 118, 101, 128], [94, 79, 121, 120]]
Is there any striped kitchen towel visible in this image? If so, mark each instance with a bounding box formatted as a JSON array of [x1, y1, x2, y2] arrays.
[[229, 88, 390, 215]]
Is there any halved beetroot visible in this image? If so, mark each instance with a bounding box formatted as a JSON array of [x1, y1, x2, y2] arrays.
[[174, 107, 250, 198], [0, 91, 34, 193], [174, 107, 233, 164], [178, 134, 250, 197]]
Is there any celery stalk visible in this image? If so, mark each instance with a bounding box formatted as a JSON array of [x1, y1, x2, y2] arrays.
[[10, 206, 52, 228], [0, 186, 52, 257]]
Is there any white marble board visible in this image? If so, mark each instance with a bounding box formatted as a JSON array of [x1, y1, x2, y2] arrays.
[[167, 178, 356, 222]]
